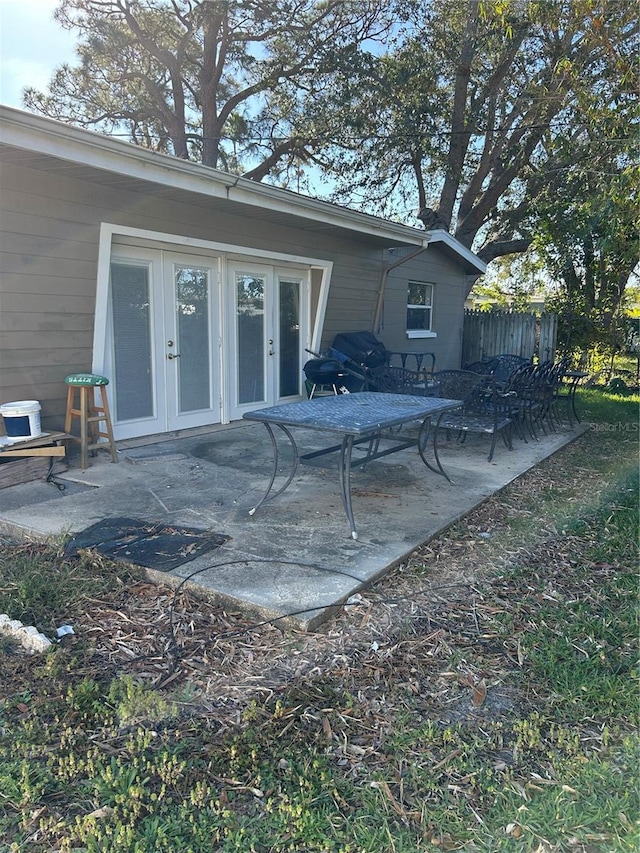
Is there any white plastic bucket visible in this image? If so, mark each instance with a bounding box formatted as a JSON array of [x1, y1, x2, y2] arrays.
[[0, 400, 42, 439]]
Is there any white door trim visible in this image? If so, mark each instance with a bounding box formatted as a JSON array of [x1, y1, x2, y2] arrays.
[[96, 222, 333, 268], [94, 223, 331, 439], [94, 223, 332, 374]]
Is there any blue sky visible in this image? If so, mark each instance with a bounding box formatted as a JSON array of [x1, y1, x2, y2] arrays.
[[0, 0, 77, 108]]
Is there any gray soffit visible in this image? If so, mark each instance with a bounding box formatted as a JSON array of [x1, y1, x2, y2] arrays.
[[0, 106, 486, 273]]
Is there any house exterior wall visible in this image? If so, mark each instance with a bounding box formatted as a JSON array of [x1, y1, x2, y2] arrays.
[[380, 249, 467, 371], [0, 154, 469, 433]]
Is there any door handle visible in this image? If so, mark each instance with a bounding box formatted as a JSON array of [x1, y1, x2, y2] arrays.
[[167, 353, 181, 359]]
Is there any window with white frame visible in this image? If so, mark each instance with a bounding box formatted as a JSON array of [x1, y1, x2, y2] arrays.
[[407, 280, 434, 333]]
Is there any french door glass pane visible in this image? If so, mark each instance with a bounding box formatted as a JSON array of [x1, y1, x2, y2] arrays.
[[110, 262, 154, 421], [236, 274, 264, 404], [175, 266, 210, 412], [279, 280, 300, 397]]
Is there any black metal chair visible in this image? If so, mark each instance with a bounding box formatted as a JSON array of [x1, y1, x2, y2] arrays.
[[431, 369, 513, 462], [501, 359, 569, 440], [365, 365, 427, 395], [549, 358, 579, 426], [462, 360, 496, 375], [534, 358, 571, 432], [483, 354, 532, 387], [501, 363, 541, 441]]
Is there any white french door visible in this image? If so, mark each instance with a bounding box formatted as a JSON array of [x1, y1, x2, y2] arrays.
[[108, 249, 220, 439], [227, 263, 307, 420], [106, 248, 308, 439], [163, 254, 220, 430]]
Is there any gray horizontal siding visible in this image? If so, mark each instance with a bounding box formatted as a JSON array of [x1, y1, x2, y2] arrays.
[[0, 154, 469, 429], [0, 159, 386, 427], [374, 249, 467, 371], [0, 311, 94, 333]]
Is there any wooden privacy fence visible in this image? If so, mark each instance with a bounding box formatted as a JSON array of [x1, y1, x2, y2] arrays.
[[462, 310, 557, 365]]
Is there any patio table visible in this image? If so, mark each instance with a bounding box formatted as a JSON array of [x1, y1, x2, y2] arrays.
[[243, 392, 461, 539]]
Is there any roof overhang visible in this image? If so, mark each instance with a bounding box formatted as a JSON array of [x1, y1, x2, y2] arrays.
[[423, 230, 487, 275], [0, 105, 486, 274]]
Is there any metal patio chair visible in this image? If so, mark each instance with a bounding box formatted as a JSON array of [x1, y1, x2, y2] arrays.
[[482, 354, 532, 388], [431, 369, 513, 462], [365, 364, 428, 395]]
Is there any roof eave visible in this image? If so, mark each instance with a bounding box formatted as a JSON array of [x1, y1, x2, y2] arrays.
[[0, 105, 486, 270], [425, 230, 487, 275]]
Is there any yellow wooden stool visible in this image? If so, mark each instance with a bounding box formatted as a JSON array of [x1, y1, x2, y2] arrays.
[[64, 374, 118, 470]]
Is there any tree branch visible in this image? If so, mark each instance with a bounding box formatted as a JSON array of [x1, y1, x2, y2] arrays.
[[477, 238, 533, 263]]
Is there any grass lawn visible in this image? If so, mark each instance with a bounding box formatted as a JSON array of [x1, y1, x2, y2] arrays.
[[1, 387, 638, 852]]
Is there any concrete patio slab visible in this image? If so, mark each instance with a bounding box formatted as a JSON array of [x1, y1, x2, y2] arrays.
[[0, 420, 589, 629]]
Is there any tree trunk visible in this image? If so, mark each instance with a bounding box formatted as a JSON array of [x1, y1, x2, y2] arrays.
[[200, 3, 226, 168], [437, 3, 478, 228]]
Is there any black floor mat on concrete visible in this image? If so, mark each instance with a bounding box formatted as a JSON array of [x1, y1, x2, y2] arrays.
[[63, 516, 230, 572]]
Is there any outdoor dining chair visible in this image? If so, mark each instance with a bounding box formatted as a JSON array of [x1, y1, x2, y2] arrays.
[[431, 369, 513, 462]]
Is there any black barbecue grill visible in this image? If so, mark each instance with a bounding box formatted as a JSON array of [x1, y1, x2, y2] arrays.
[[304, 332, 437, 397], [303, 357, 348, 397], [332, 331, 436, 376]]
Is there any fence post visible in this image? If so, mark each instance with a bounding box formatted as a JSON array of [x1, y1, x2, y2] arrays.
[[538, 313, 557, 362]]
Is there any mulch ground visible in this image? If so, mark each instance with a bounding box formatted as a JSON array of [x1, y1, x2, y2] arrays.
[[2, 414, 636, 744], [3, 433, 621, 737]]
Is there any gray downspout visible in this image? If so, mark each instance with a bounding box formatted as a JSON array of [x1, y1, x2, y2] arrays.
[[372, 241, 431, 334]]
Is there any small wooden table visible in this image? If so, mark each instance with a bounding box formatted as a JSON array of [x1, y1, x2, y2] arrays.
[[0, 432, 69, 487]]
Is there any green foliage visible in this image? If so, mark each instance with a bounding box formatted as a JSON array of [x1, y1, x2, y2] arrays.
[[528, 1, 639, 361], [0, 544, 136, 634], [24, 0, 391, 179], [107, 674, 177, 726], [314, 0, 639, 266]]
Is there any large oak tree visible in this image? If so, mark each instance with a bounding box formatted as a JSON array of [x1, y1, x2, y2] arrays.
[[298, 0, 638, 265], [24, 0, 638, 276]]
